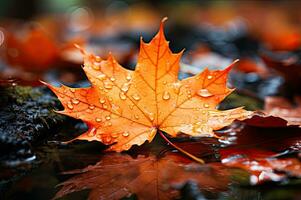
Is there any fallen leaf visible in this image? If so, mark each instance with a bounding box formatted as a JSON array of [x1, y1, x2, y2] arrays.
[[244, 97, 301, 127], [261, 49, 301, 94], [54, 153, 229, 200], [3, 26, 59, 71], [220, 148, 301, 185], [45, 18, 252, 152]]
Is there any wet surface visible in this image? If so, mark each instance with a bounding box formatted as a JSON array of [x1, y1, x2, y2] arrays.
[[1, 123, 301, 200]]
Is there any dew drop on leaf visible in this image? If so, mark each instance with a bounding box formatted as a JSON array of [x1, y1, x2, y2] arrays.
[[122, 131, 130, 137], [203, 103, 209, 108], [97, 73, 106, 80], [119, 92, 127, 100], [126, 74, 131, 81], [111, 132, 118, 138], [148, 112, 155, 121], [95, 56, 101, 62], [162, 91, 170, 100], [92, 63, 100, 70], [71, 98, 80, 104], [207, 75, 213, 80], [89, 105, 95, 110], [95, 118, 102, 122], [197, 89, 213, 97], [121, 83, 130, 92], [104, 136, 112, 143], [173, 82, 181, 94], [67, 102, 74, 110], [132, 93, 141, 101], [104, 81, 113, 89], [105, 116, 111, 120]]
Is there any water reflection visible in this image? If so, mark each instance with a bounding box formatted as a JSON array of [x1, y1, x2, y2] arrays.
[[54, 153, 229, 200]]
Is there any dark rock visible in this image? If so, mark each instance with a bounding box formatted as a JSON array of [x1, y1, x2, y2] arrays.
[[0, 85, 66, 167]]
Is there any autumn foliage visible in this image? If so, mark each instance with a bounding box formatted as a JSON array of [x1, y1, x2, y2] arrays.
[[45, 18, 252, 152]]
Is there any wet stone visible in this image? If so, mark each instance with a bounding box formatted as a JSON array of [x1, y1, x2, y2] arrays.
[[0, 85, 69, 167]]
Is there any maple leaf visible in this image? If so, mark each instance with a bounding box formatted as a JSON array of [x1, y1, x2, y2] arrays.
[[54, 153, 229, 200], [45, 18, 252, 152]]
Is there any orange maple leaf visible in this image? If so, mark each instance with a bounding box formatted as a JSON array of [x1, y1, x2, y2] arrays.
[[45, 18, 252, 152]]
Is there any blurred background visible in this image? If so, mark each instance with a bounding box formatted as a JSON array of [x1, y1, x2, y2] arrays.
[[0, 0, 301, 98]]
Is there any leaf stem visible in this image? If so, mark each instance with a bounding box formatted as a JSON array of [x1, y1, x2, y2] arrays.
[[158, 130, 205, 164]]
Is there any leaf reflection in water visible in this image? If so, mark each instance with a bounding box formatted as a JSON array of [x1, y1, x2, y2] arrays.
[[54, 153, 229, 200]]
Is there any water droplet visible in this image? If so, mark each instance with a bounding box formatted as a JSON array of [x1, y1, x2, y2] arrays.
[[122, 131, 130, 137], [204, 103, 210, 108], [103, 104, 108, 109], [207, 75, 213, 80], [123, 144, 130, 149], [67, 102, 74, 109], [132, 93, 141, 101], [104, 81, 113, 89], [110, 77, 116, 82], [109, 97, 113, 102], [92, 63, 100, 70], [134, 114, 139, 119], [105, 116, 111, 120], [71, 98, 79, 104], [99, 98, 105, 104], [97, 73, 106, 80], [173, 82, 181, 94], [104, 136, 112, 143], [111, 132, 119, 138], [96, 133, 103, 139], [95, 56, 101, 62], [95, 118, 102, 122], [89, 105, 95, 110], [88, 128, 96, 137], [107, 122, 112, 126], [163, 81, 167, 85], [126, 74, 132, 81], [121, 83, 130, 92], [197, 89, 213, 97], [162, 91, 170, 100], [119, 92, 127, 100], [148, 112, 155, 121], [70, 88, 75, 93]]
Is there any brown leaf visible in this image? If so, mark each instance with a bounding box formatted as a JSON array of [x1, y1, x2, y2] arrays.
[[221, 148, 301, 185], [245, 96, 301, 127]]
